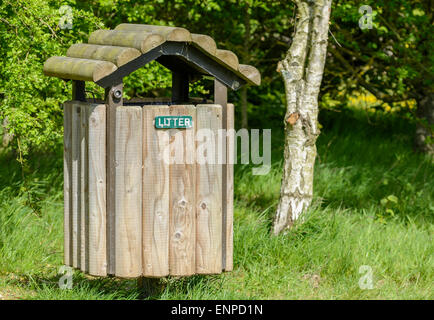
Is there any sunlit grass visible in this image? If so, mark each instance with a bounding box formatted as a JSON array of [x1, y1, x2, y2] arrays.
[[0, 106, 432, 300]]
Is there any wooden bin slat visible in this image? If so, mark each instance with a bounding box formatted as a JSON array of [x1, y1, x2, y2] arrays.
[[80, 105, 89, 272], [63, 103, 73, 266], [142, 105, 170, 277], [195, 104, 223, 274], [169, 105, 196, 276], [87, 105, 107, 276], [105, 83, 123, 275], [224, 103, 235, 271], [65, 101, 232, 277], [71, 104, 81, 269], [214, 81, 233, 271], [114, 106, 143, 278]]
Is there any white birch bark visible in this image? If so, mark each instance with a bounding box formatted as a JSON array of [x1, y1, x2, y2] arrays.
[[273, 0, 332, 234]]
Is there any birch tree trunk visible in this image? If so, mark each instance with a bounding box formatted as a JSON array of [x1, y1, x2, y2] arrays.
[[273, 0, 332, 235]]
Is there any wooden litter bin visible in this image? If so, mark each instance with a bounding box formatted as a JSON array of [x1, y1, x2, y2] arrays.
[[44, 24, 260, 278]]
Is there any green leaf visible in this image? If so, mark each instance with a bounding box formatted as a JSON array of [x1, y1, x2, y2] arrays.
[[385, 208, 395, 216], [412, 8, 425, 16], [387, 195, 398, 204]]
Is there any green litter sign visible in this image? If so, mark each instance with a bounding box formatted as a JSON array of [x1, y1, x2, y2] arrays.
[[154, 116, 193, 129]]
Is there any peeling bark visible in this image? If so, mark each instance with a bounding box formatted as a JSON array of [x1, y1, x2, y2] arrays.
[[273, 0, 332, 235]]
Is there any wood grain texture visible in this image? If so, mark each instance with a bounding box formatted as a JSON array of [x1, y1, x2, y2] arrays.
[[191, 34, 217, 55], [43, 56, 117, 82], [214, 81, 231, 271], [80, 105, 89, 273], [195, 105, 223, 274], [67, 43, 141, 67], [115, 24, 192, 42], [216, 50, 239, 71], [224, 103, 235, 271], [114, 106, 143, 278], [105, 83, 123, 275], [238, 64, 261, 86], [88, 30, 164, 54], [87, 105, 107, 276], [63, 102, 73, 266], [169, 105, 196, 276], [71, 104, 81, 268], [142, 105, 170, 277]]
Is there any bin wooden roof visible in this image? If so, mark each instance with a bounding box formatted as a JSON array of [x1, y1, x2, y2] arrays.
[[43, 24, 261, 90]]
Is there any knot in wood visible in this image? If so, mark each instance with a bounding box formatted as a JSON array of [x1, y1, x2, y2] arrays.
[[178, 199, 187, 207], [156, 211, 164, 218]]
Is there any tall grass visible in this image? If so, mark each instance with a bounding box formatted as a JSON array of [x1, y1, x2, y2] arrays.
[[0, 107, 432, 300]]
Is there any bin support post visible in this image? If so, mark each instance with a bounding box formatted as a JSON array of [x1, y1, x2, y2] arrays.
[[72, 80, 86, 102], [137, 277, 162, 299], [214, 80, 232, 271], [105, 82, 123, 275], [172, 72, 189, 103]]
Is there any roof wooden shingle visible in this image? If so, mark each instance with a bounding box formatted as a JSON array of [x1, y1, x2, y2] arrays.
[[43, 24, 261, 89]]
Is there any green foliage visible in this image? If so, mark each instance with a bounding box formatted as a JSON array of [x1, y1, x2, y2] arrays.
[[122, 62, 172, 100], [0, 0, 295, 150], [1, 1, 432, 154], [0, 0, 104, 155], [327, 0, 434, 105]]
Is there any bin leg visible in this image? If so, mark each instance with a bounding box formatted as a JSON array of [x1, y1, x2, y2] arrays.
[[137, 277, 163, 299]]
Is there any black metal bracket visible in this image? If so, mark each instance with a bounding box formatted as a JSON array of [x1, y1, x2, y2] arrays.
[[95, 42, 247, 91], [72, 80, 86, 102], [172, 72, 189, 103]]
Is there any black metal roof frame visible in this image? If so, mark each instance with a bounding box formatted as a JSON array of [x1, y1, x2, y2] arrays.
[[95, 41, 247, 90]]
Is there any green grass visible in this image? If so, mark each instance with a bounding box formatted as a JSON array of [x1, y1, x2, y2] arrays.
[[0, 107, 432, 300]]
